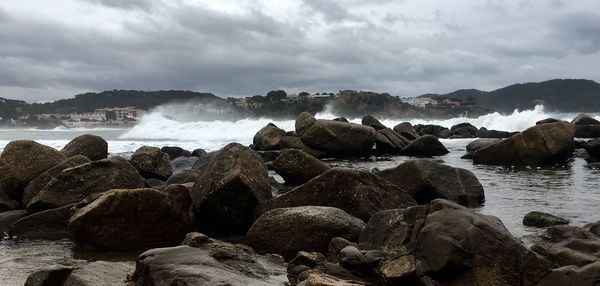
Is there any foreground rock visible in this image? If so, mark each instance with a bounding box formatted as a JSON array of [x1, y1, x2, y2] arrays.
[[246, 206, 365, 260], [262, 168, 416, 221], [361, 115, 387, 130], [27, 156, 145, 212], [393, 122, 419, 139], [583, 138, 600, 161], [61, 134, 108, 161], [69, 188, 191, 249], [476, 127, 515, 138], [530, 224, 600, 268], [0, 140, 65, 200], [130, 146, 173, 180], [473, 122, 575, 165], [128, 233, 287, 286], [571, 113, 600, 125], [272, 149, 330, 185], [160, 146, 192, 159], [523, 211, 569, 228], [375, 128, 411, 154], [401, 135, 449, 157], [192, 143, 271, 236], [413, 124, 451, 138], [450, 122, 478, 138], [376, 159, 485, 206], [575, 124, 600, 138], [253, 123, 287, 151], [296, 112, 376, 157]]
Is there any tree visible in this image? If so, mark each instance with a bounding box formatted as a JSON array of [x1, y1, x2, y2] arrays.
[[266, 90, 287, 103], [105, 110, 117, 121]]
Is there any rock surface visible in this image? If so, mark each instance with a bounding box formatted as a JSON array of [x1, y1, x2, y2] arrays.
[[61, 134, 108, 161], [160, 146, 192, 160], [571, 113, 600, 125], [523, 211, 569, 228], [253, 123, 287, 151], [401, 135, 449, 157], [246, 206, 365, 260], [10, 204, 76, 239], [130, 146, 173, 180], [272, 149, 330, 185]]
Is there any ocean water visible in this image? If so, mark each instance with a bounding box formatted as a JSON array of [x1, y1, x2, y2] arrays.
[[1, 105, 600, 285]]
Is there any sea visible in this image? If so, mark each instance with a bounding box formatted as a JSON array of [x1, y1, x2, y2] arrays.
[[1, 105, 600, 285]]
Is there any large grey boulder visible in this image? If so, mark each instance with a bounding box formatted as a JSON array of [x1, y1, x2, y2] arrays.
[[523, 211, 569, 228], [253, 123, 287, 151], [130, 146, 173, 180], [376, 159, 485, 206], [246, 206, 365, 260], [473, 122, 575, 165], [10, 204, 76, 240], [27, 156, 145, 212], [272, 149, 330, 185], [262, 168, 416, 221], [401, 135, 449, 157], [61, 134, 108, 161], [375, 128, 411, 154], [191, 143, 271, 236], [571, 113, 600, 126]]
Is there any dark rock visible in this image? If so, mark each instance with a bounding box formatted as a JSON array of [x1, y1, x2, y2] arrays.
[[530, 225, 600, 267], [144, 178, 165, 187], [170, 156, 198, 173], [376, 159, 485, 206], [27, 156, 145, 212], [375, 128, 411, 154], [25, 266, 75, 286], [130, 146, 173, 180], [476, 127, 515, 138], [361, 115, 387, 130], [536, 118, 564, 125], [296, 112, 376, 157], [272, 149, 330, 185], [22, 155, 91, 206], [61, 134, 108, 161], [166, 169, 200, 185], [571, 113, 600, 125], [262, 168, 416, 221], [327, 237, 358, 264], [129, 233, 287, 286], [160, 146, 191, 160], [575, 124, 600, 138], [393, 122, 418, 136], [0, 191, 19, 212], [10, 204, 76, 240], [333, 117, 349, 123], [0, 140, 66, 200], [536, 261, 600, 286], [589, 221, 600, 236], [69, 188, 191, 249], [450, 123, 478, 138], [191, 143, 271, 236], [401, 135, 449, 157], [63, 261, 133, 286], [191, 148, 208, 157], [583, 138, 600, 160], [466, 138, 502, 154], [0, 209, 26, 233], [523, 211, 569, 228], [413, 124, 451, 138], [253, 123, 287, 151], [246, 206, 365, 260], [256, 150, 281, 163], [473, 122, 576, 166], [191, 151, 215, 171]]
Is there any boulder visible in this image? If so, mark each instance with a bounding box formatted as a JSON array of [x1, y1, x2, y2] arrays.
[[0, 209, 26, 233], [191, 143, 271, 236], [359, 200, 554, 284], [571, 113, 600, 126], [333, 117, 349, 123], [295, 113, 376, 157], [144, 178, 165, 187], [376, 159, 485, 206], [166, 169, 200, 185], [246, 206, 365, 260], [523, 211, 569, 228], [25, 266, 75, 286], [191, 148, 208, 157], [63, 261, 133, 286], [413, 124, 451, 138], [0, 191, 19, 212], [27, 156, 145, 212], [536, 118, 564, 125], [476, 127, 515, 138], [253, 123, 287, 151], [130, 146, 173, 180], [262, 168, 416, 221], [536, 261, 600, 286], [22, 155, 90, 206], [170, 156, 198, 173], [530, 225, 600, 267], [272, 149, 330, 185], [361, 115, 387, 130], [61, 134, 108, 161], [473, 122, 576, 166], [401, 135, 449, 157], [466, 138, 501, 154], [69, 188, 191, 249], [575, 124, 600, 138], [287, 251, 368, 286], [375, 129, 411, 154], [10, 204, 76, 240], [450, 123, 478, 138], [160, 146, 191, 160], [583, 138, 600, 160], [0, 140, 65, 200], [129, 233, 287, 286]]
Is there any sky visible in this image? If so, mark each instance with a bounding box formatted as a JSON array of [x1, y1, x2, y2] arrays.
[[0, 0, 599, 102]]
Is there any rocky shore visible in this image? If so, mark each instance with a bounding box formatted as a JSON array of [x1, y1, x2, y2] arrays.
[[1, 113, 600, 285]]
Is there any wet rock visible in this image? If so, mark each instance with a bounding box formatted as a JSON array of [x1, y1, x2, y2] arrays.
[[262, 168, 415, 221], [160, 146, 191, 160], [473, 122, 575, 166], [25, 266, 75, 286], [413, 124, 451, 138], [296, 112, 376, 157], [523, 211, 569, 228], [253, 123, 287, 151], [536, 118, 564, 125], [0, 209, 26, 233], [333, 117, 349, 123], [257, 150, 281, 163], [170, 156, 198, 173], [0, 191, 19, 212], [166, 169, 200, 185], [10, 204, 76, 240], [144, 178, 165, 187], [272, 149, 330, 185], [401, 135, 449, 157], [64, 261, 133, 286], [583, 138, 600, 161], [191, 143, 271, 236], [375, 128, 411, 154], [27, 156, 145, 212], [530, 225, 600, 267], [571, 113, 600, 126], [327, 237, 358, 264], [246, 206, 365, 260], [576, 124, 600, 138], [361, 115, 387, 130], [191, 148, 208, 157], [129, 234, 287, 286], [22, 155, 91, 206], [476, 127, 515, 138], [61, 134, 108, 161], [450, 123, 478, 138], [376, 159, 485, 206], [466, 138, 502, 154], [393, 122, 418, 137], [69, 188, 191, 249], [0, 140, 66, 200], [536, 261, 600, 286], [130, 146, 173, 180]]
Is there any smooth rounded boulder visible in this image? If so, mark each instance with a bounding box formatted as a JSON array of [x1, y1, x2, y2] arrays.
[[160, 146, 191, 160], [252, 123, 287, 151], [376, 159, 485, 206], [0, 140, 66, 200], [61, 134, 108, 161], [401, 135, 449, 157], [69, 188, 191, 249], [523, 211, 569, 228], [571, 113, 600, 126], [361, 115, 387, 130], [130, 146, 173, 180], [27, 156, 145, 212], [191, 143, 271, 236], [272, 149, 330, 185], [262, 168, 416, 221], [246, 206, 365, 260], [473, 122, 576, 165], [450, 123, 478, 138]]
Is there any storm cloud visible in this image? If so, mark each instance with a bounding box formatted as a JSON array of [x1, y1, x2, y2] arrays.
[[0, 0, 599, 102]]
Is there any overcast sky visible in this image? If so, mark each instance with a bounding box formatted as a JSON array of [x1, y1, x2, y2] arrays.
[[1, 0, 599, 102]]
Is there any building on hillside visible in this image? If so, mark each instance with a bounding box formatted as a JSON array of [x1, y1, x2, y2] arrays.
[[404, 97, 439, 108], [95, 107, 146, 119]]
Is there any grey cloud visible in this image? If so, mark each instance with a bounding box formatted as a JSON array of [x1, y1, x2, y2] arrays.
[[83, 0, 154, 11], [553, 12, 600, 54]]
